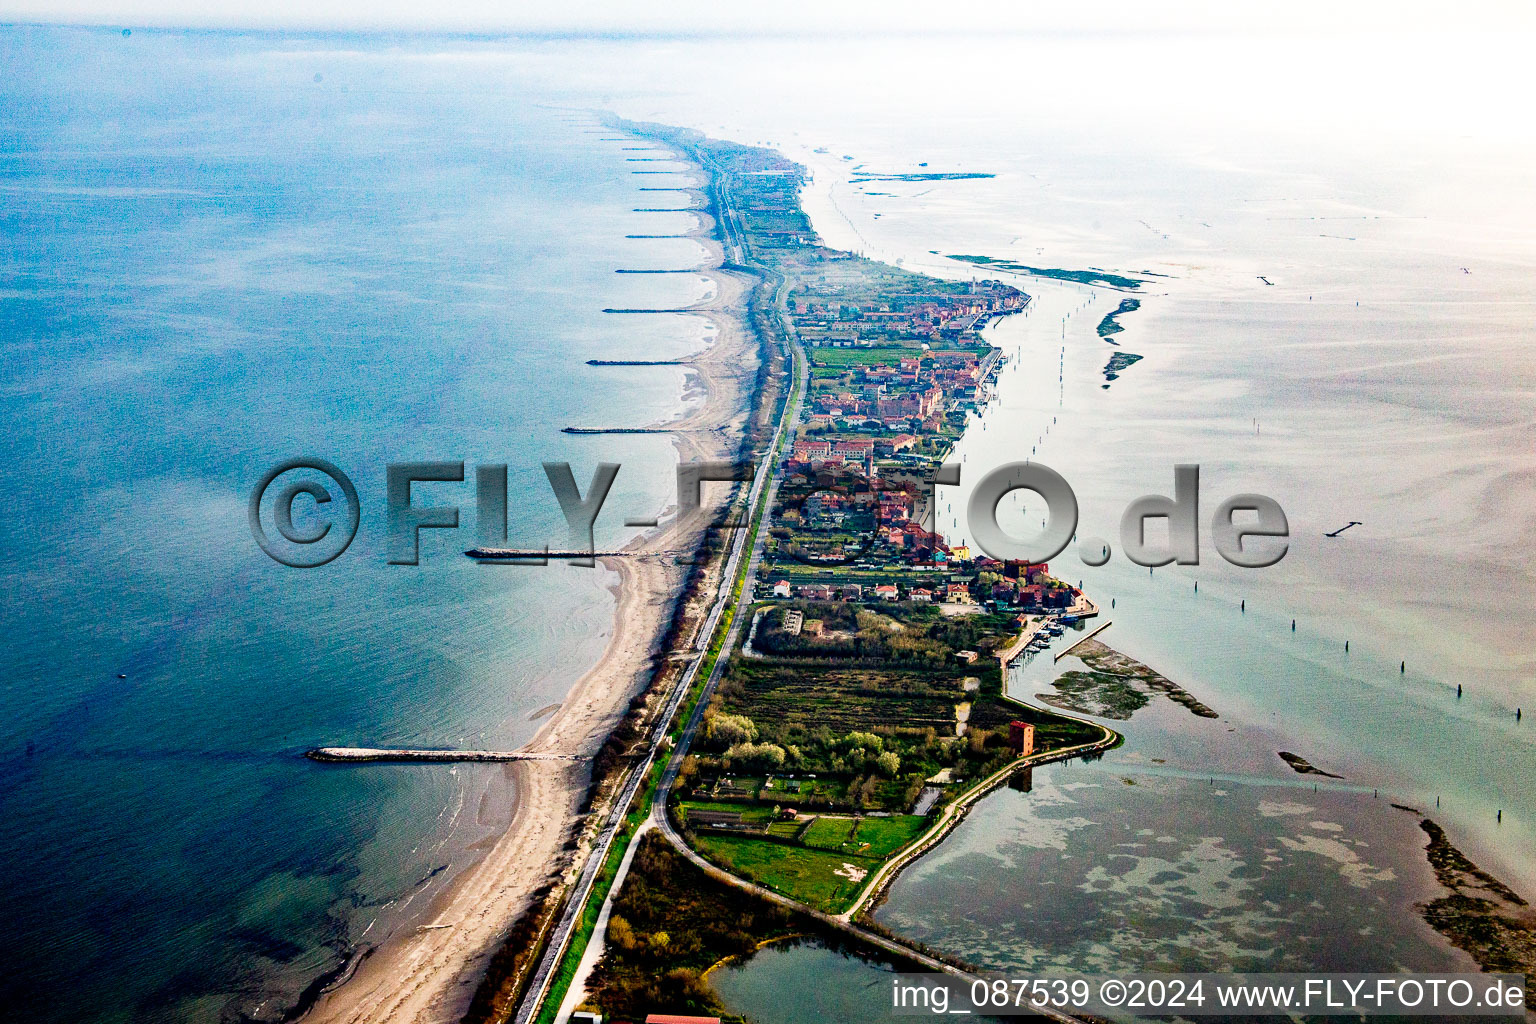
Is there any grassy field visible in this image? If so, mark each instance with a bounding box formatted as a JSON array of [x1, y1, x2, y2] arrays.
[[800, 815, 856, 849], [690, 831, 881, 913], [807, 345, 920, 370], [682, 799, 775, 823], [722, 660, 966, 735], [849, 815, 929, 857], [801, 814, 927, 857]]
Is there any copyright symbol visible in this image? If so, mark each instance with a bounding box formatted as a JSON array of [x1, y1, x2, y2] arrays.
[[1100, 980, 1126, 1007], [249, 458, 360, 568]]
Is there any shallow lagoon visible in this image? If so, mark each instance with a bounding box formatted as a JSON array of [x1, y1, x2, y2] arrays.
[[717, 689, 1479, 1022]]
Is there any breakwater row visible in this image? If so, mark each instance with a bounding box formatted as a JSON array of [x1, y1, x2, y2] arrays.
[[586, 359, 688, 366], [306, 748, 587, 764]]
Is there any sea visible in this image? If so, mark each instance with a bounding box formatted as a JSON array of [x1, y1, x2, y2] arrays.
[[2, 24, 1532, 1024], [0, 25, 708, 1023]]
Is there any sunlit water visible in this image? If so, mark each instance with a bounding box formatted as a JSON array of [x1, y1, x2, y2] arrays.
[[0, 27, 709, 1023], [564, 28, 1536, 1015], [4, 25, 1534, 1023]]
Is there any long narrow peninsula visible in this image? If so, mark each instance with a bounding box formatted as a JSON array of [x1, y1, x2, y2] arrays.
[[509, 120, 1121, 1024], [526, 119, 1536, 1024]]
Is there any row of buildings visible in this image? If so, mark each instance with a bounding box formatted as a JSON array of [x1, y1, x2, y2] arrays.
[[766, 560, 1083, 614]]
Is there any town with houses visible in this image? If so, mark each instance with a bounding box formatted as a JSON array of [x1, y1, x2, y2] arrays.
[[570, 125, 1111, 1024], [762, 251, 1090, 620]]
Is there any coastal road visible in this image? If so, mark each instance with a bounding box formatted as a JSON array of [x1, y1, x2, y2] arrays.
[[529, 126, 1092, 1024], [513, 126, 799, 1024], [650, 796, 1093, 1024], [638, 134, 1102, 1024], [512, 323, 773, 1024], [840, 725, 1120, 923]]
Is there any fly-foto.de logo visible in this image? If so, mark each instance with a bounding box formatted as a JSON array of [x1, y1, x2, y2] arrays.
[[248, 459, 1287, 570], [248, 460, 752, 568]]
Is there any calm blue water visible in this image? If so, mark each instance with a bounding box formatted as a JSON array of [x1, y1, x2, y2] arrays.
[[0, 27, 704, 1022], [6, 24, 1534, 1024]]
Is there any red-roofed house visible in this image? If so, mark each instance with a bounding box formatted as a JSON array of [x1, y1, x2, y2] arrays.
[[792, 439, 832, 463]]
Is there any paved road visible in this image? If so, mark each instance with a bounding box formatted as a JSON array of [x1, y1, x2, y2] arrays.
[[642, 139, 1096, 1024], [512, 128, 796, 1024], [651, 804, 1089, 1024], [524, 128, 1089, 1024]]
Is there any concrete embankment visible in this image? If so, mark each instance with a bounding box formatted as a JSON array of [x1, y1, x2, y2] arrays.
[[1057, 619, 1112, 661], [464, 549, 629, 560], [305, 748, 584, 764], [601, 307, 696, 313], [561, 427, 676, 434]]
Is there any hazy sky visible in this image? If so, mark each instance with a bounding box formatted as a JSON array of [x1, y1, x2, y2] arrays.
[[4, 0, 1533, 34]]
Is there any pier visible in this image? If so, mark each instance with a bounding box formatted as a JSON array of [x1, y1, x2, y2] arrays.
[[602, 307, 695, 313], [1057, 620, 1113, 661], [561, 426, 678, 434], [587, 359, 688, 365], [466, 548, 630, 560], [613, 269, 701, 274], [306, 748, 586, 764]]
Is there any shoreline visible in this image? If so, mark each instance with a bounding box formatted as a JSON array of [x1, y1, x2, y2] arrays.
[[674, 144, 1528, 1011], [301, 145, 756, 1024]]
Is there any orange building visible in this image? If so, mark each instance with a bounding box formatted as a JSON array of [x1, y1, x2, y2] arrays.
[[1008, 720, 1035, 756]]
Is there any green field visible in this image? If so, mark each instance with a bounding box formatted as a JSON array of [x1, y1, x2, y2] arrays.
[[808, 344, 920, 369], [682, 799, 775, 824], [800, 815, 856, 849], [722, 660, 967, 736], [800, 814, 928, 857], [690, 831, 882, 913], [682, 808, 931, 913], [849, 815, 929, 857]]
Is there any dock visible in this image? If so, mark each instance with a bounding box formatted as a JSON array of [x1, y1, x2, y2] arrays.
[[306, 748, 586, 764], [996, 618, 1046, 671]]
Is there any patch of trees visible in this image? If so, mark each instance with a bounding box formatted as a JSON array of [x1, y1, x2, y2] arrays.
[[583, 833, 798, 1022]]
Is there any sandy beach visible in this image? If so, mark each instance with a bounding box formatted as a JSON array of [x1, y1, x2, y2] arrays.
[[303, 165, 759, 1024]]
